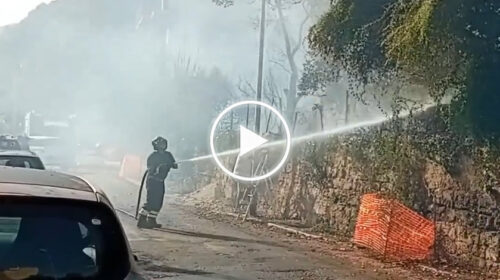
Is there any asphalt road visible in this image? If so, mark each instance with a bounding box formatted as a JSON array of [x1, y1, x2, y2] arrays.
[[75, 165, 402, 280]]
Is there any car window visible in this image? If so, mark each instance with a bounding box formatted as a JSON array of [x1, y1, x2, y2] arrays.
[[0, 217, 21, 244], [0, 199, 130, 280], [0, 156, 45, 170]]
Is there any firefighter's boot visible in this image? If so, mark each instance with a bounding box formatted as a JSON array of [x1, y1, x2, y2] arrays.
[[148, 211, 162, 228], [149, 218, 162, 228], [137, 209, 152, 229]]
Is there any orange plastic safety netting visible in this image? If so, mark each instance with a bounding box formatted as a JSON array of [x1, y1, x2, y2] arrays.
[[353, 193, 435, 261]]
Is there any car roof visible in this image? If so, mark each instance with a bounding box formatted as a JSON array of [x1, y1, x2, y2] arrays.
[[0, 150, 38, 157], [0, 167, 99, 202], [0, 134, 17, 140]]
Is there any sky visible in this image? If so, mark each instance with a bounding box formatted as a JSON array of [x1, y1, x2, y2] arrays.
[[0, 0, 54, 27]]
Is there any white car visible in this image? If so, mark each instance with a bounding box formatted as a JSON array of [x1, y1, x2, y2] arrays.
[[0, 167, 145, 279], [0, 150, 45, 170]]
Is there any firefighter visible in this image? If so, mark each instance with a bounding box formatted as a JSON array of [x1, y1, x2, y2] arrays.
[[137, 136, 177, 229]]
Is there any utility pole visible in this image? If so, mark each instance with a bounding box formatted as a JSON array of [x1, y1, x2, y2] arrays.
[[159, 0, 169, 76], [10, 63, 22, 134], [254, 0, 266, 134]]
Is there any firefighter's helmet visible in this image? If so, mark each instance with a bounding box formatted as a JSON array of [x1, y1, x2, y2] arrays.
[[152, 136, 168, 151]]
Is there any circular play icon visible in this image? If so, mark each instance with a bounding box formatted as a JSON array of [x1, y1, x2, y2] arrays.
[[210, 100, 291, 182]]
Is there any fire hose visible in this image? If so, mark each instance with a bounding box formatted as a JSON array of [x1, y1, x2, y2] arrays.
[[134, 161, 186, 219], [134, 170, 149, 219]]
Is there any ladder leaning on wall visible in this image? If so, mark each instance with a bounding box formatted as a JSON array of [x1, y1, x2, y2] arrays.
[[231, 152, 273, 221]]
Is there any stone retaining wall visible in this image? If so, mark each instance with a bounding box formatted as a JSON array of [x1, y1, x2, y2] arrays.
[[194, 122, 499, 274]]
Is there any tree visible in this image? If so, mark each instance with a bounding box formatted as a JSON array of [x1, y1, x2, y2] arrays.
[[212, 0, 234, 7], [273, 0, 311, 122], [308, 0, 500, 139], [213, 0, 318, 124]]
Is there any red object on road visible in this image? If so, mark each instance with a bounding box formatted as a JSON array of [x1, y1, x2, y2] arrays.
[[353, 193, 435, 261]]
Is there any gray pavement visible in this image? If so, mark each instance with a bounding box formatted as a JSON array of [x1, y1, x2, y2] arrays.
[[78, 166, 396, 280]]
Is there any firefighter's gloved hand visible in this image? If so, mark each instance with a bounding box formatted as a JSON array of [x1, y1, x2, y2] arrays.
[[172, 162, 178, 169]]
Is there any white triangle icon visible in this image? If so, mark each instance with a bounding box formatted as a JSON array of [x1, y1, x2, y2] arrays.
[[239, 125, 268, 157]]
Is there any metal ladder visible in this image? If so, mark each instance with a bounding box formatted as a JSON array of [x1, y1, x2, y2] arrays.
[[232, 152, 272, 221]]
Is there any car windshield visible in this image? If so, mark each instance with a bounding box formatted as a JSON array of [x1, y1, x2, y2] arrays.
[[0, 199, 130, 280], [0, 156, 44, 170]]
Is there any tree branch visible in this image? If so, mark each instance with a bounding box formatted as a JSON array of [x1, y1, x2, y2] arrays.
[[276, 0, 296, 71], [292, 2, 310, 55], [237, 77, 256, 97], [269, 58, 291, 73]]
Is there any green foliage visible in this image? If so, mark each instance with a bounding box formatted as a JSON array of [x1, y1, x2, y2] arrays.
[[473, 144, 500, 194], [212, 0, 234, 7], [384, 0, 439, 67], [345, 107, 499, 198], [335, 107, 497, 213], [302, 140, 338, 187], [344, 124, 426, 209], [308, 0, 392, 80], [307, 0, 500, 139], [309, 0, 353, 50], [383, 0, 468, 98], [298, 54, 340, 95]]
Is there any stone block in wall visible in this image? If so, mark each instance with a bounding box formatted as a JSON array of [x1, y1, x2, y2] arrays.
[[436, 221, 500, 271], [454, 210, 479, 228], [477, 193, 496, 215], [444, 208, 457, 223], [481, 231, 499, 252], [445, 224, 457, 240], [348, 195, 359, 207], [454, 191, 472, 210], [435, 222, 461, 260], [494, 215, 500, 231], [434, 190, 454, 207], [476, 214, 491, 230]]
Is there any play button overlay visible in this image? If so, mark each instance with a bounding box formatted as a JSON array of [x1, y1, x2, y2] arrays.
[[238, 126, 268, 157], [210, 100, 291, 182]]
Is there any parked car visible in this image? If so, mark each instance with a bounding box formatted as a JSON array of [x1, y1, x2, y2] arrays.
[[28, 137, 77, 170], [0, 135, 22, 151], [0, 167, 144, 279], [0, 150, 45, 170]]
